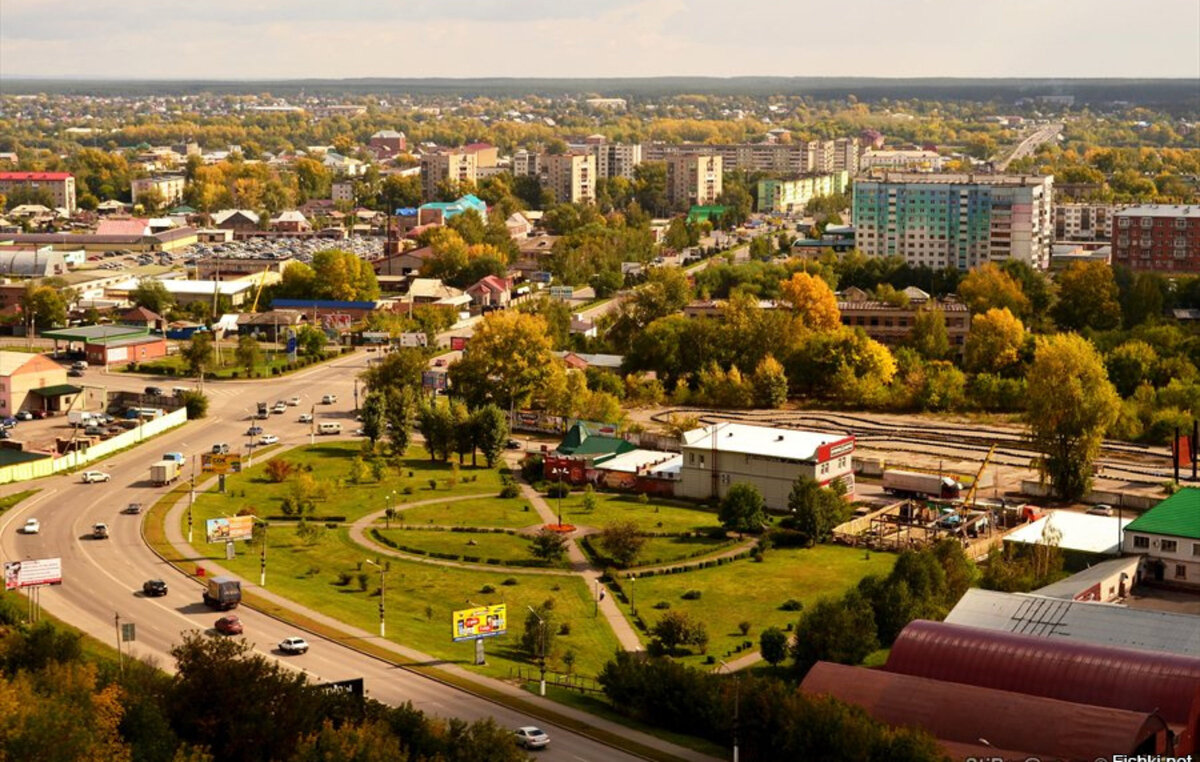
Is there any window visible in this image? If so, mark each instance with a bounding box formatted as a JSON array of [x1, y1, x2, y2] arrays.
[[1192, 542, 1200, 557], [1175, 218, 1188, 229], [1176, 564, 1187, 580], [1162, 539, 1178, 553], [1141, 217, 1154, 228], [1133, 535, 1150, 549]]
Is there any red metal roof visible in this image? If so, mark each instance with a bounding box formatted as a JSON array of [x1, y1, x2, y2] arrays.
[[802, 661, 1173, 759], [886, 620, 1200, 732], [0, 172, 73, 181]]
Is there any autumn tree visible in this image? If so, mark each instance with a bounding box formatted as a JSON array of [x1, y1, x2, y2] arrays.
[[180, 332, 215, 378], [789, 328, 897, 405], [1052, 261, 1121, 332], [596, 520, 646, 567], [1026, 334, 1121, 500], [20, 284, 67, 330], [310, 249, 380, 301], [957, 263, 1030, 317], [1105, 340, 1158, 397], [130, 278, 174, 315], [750, 355, 789, 408], [530, 528, 568, 563], [778, 272, 841, 331], [909, 307, 950, 361], [235, 334, 263, 375], [447, 311, 557, 411], [963, 308, 1026, 374]]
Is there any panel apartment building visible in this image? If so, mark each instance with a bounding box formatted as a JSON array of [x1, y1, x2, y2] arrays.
[[852, 172, 1054, 271], [1111, 205, 1200, 272], [756, 172, 849, 213], [666, 154, 722, 208], [0, 172, 76, 214], [131, 175, 185, 206], [582, 136, 642, 180], [1055, 202, 1115, 241], [541, 153, 596, 204], [644, 138, 859, 175], [419, 151, 477, 201]]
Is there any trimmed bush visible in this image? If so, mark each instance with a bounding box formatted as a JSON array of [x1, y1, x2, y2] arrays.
[[681, 589, 702, 600], [480, 584, 496, 594], [780, 598, 804, 612]]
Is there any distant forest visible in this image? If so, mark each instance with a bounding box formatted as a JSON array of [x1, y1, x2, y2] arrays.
[[4, 77, 1198, 109]]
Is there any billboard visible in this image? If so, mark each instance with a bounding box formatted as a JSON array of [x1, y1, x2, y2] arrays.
[[205, 516, 254, 543], [452, 604, 507, 642], [201, 453, 243, 474], [421, 370, 448, 392], [548, 286, 575, 301], [449, 336, 469, 351], [530, 271, 553, 284], [4, 557, 63, 590], [399, 332, 428, 348]]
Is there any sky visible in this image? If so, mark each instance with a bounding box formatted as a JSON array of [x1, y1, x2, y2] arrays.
[[1, 0, 1197, 80]]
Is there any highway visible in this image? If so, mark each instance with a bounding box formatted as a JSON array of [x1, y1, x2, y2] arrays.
[[0, 352, 687, 762], [994, 122, 1063, 171]]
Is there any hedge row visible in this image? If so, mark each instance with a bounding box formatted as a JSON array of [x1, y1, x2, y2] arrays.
[[265, 515, 346, 522], [369, 529, 549, 568], [619, 547, 756, 579], [579, 534, 739, 571], [388, 525, 520, 536]]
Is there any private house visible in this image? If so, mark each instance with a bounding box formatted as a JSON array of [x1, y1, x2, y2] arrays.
[[465, 275, 511, 309], [270, 210, 311, 233], [117, 305, 166, 333], [0, 351, 75, 414], [212, 209, 261, 232], [372, 246, 433, 277]]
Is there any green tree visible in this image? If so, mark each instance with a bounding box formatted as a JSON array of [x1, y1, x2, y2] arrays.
[[130, 278, 174, 315], [596, 520, 645, 567], [179, 390, 209, 419], [718, 482, 766, 535], [416, 401, 455, 462], [360, 391, 386, 445], [785, 476, 849, 545], [361, 347, 427, 394], [963, 307, 1026, 375], [520, 599, 556, 662], [383, 385, 417, 455], [295, 324, 326, 357], [1052, 261, 1121, 331], [450, 400, 474, 465], [447, 311, 557, 411], [791, 590, 880, 675], [650, 610, 709, 655], [750, 354, 789, 408], [530, 528, 568, 563], [471, 404, 509, 468], [759, 626, 789, 666], [1106, 340, 1159, 397], [909, 307, 950, 360], [235, 334, 263, 375], [180, 332, 215, 378], [20, 284, 67, 330], [1026, 334, 1121, 500]]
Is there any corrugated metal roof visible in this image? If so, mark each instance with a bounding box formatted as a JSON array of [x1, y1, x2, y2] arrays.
[[680, 422, 850, 462], [885, 620, 1200, 728], [945, 588, 1200, 657], [1126, 487, 1200, 540]]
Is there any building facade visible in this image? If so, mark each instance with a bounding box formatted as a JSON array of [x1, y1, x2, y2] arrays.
[[0, 351, 71, 414], [666, 154, 722, 208], [852, 172, 1054, 271], [0, 172, 76, 214], [1055, 203, 1115, 241], [420, 151, 477, 201], [131, 175, 185, 206], [644, 138, 859, 175], [369, 130, 407, 156], [756, 172, 849, 213], [1122, 488, 1200, 587], [677, 422, 855, 509], [837, 287, 971, 351], [541, 153, 596, 205], [584, 137, 643, 179], [859, 150, 947, 173], [1111, 205, 1200, 273]]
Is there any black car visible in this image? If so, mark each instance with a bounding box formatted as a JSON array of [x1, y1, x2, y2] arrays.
[[506, 439, 523, 449], [145, 386, 164, 397], [68, 368, 84, 377], [142, 579, 168, 597]]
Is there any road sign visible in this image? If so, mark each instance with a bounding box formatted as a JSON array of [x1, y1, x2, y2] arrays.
[[121, 622, 136, 642], [201, 453, 243, 474], [319, 678, 364, 698]]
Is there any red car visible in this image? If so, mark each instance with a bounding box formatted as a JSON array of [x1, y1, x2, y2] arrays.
[[215, 615, 243, 635]]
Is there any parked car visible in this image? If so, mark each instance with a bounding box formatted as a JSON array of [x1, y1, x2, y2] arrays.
[[321, 394, 337, 404], [1087, 504, 1115, 516], [142, 579, 168, 597], [15, 411, 32, 421], [69, 367, 86, 377], [259, 434, 279, 445], [1, 416, 17, 427], [298, 413, 313, 423], [506, 439, 522, 450], [31, 410, 49, 419], [211, 443, 230, 455], [22, 518, 40, 534], [144, 386, 164, 397], [514, 727, 550, 750], [81, 471, 111, 483], [272, 402, 287, 414], [84, 425, 104, 436], [214, 615, 243, 635], [246, 426, 263, 436], [278, 637, 309, 655], [433, 358, 447, 367]]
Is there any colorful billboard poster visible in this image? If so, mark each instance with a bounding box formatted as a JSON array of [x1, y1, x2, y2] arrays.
[[201, 453, 243, 474], [205, 515, 254, 543], [4, 557, 63, 590], [451, 604, 507, 642]]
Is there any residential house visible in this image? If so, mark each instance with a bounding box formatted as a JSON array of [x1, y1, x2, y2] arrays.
[[373, 246, 434, 277], [131, 175, 186, 206], [1123, 487, 1200, 587], [465, 275, 510, 309], [270, 210, 312, 233], [212, 209, 261, 232], [0, 351, 74, 414], [116, 305, 165, 333]]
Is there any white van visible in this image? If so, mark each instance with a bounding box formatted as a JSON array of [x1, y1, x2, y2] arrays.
[[318, 422, 342, 435]]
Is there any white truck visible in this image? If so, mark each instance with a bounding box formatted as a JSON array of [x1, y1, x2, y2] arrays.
[[67, 410, 99, 427], [882, 469, 962, 500], [150, 460, 180, 486]]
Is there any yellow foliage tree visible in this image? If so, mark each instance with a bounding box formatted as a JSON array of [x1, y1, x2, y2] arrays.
[[957, 263, 1030, 317], [778, 273, 841, 332], [963, 308, 1026, 374], [448, 311, 558, 411]]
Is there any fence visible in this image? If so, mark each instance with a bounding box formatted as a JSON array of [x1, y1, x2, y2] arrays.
[[509, 666, 603, 694], [0, 407, 189, 486]]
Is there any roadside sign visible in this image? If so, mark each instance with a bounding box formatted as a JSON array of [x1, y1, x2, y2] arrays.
[[201, 453, 243, 474], [206, 515, 254, 543], [451, 604, 507, 642], [4, 557, 62, 590], [320, 678, 364, 698], [399, 332, 428, 347], [121, 622, 136, 642]]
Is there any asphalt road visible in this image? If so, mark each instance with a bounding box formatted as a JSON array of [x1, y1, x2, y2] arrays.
[[0, 352, 662, 762]]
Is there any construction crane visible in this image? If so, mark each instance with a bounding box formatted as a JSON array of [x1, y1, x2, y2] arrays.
[[249, 266, 271, 313], [963, 443, 997, 508]]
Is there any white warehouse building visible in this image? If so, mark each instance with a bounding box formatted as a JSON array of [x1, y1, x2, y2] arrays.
[[678, 423, 855, 509]]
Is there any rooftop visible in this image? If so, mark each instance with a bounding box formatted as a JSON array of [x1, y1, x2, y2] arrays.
[[1125, 487, 1200, 540], [681, 422, 851, 462], [859, 171, 1052, 187], [1113, 204, 1200, 219], [0, 351, 64, 376], [41, 325, 148, 343], [0, 172, 72, 181], [1005, 509, 1132, 554]]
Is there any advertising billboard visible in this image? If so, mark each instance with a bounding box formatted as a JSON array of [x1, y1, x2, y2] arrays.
[[4, 557, 63, 591], [201, 453, 243, 474], [399, 332, 429, 348], [548, 286, 575, 301], [451, 604, 507, 642], [205, 516, 254, 543], [449, 336, 469, 352]]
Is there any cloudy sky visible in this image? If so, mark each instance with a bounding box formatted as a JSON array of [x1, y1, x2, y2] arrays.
[[2, 0, 1196, 79]]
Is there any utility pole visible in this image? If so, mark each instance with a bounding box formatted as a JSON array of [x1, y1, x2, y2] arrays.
[[259, 521, 267, 587], [719, 660, 740, 762], [114, 612, 124, 676], [527, 605, 547, 696], [365, 559, 386, 637]]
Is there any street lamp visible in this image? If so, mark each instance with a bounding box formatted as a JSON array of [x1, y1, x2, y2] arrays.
[[718, 660, 740, 762], [549, 465, 568, 527], [384, 490, 398, 528], [364, 559, 386, 638], [629, 573, 637, 617], [258, 519, 268, 587], [526, 604, 547, 696]]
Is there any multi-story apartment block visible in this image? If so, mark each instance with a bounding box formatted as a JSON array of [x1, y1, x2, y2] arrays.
[[0, 172, 76, 214], [756, 172, 849, 213], [331, 181, 355, 203], [1111, 205, 1200, 272], [666, 154, 722, 208], [512, 150, 541, 178], [541, 153, 596, 205], [420, 151, 477, 201], [368, 130, 407, 156], [860, 150, 947, 173], [583, 136, 643, 179], [1054, 203, 1115, 241], [131, 175, 185, 206], [852, 172, 1054, 271], [837, 287, 971, 351], [645, 138, 858, 176]]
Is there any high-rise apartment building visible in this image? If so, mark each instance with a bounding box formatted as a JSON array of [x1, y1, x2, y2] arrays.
[[756, 172, 849, 213], [666, 155, 723, 208], [583, 136, 643, 179], [1112, 205, 1200, 272], [0, 172, 76, 214], [419, 151, 477, 201], [1054, 203, 1115, 241], [644, 138, 858, 175], [541, 153, 596, 205], [512, 150, 541, 178], [852, 172, 1054, 271]]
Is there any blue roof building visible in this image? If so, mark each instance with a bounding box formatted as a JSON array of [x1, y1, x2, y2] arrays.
[[418, 194, 487, 224]]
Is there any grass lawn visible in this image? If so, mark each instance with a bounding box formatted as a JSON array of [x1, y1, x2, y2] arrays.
[[634, 535, 737, 567], [615, 544, 896, 669], [375, 527, 544, 565], [552, 492, 721, 534], [130, 350, 340, 380], [395, 496, 540, 529], [186, 445, 620, 680], [0, 489, 38, 515], [206, 442, 502, 522]]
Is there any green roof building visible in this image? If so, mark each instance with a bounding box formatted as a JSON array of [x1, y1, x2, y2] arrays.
[[1124, 487, 1200, 587]]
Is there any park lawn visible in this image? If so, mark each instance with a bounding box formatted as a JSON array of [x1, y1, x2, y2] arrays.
[[395, 496, 540, 529], [375, 527, 544, 565], [0, 489, 37, 515], [553, 492, 721, 534], [615, 544, 896, 669], [634, 535, 737, 567], [198, 442, 502, 523]]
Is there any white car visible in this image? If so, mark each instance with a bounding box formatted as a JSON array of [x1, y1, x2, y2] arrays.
[[22, 518, 40, 534], [278, 636, 309, 654], [321, 394, 337, 404], [287, 396, 301, 406], [514, 727, 550, 749], [259, 434, 279, 445], [80, 471, 110, 483], [298, 413, 313, 423]]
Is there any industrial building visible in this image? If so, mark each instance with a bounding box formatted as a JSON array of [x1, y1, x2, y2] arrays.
[[1123, 487, 1200, 586]]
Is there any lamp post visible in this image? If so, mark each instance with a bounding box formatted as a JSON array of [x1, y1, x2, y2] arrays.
[[258, 520, 267, 587], [364, 559, 386, 638], [353, 378, 360, 414], [384, 490, 397, 528], [549, 465, 567, 527], [526, 605, 547, 696], [629, 573, 637, 617], [718, 660, 740, 762]]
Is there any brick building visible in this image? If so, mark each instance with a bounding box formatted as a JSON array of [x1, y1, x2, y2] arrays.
[[0, 172, 76, 214], [1111, 205, 1200, 272]]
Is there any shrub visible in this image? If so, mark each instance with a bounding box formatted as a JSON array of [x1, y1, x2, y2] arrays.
[[738, 620, 752, 636], [427, 478, 437, 490], [499, 484, 520, 499], [480, 584, 496, 594], [335, 572, 352, 586], [681, 590, 702, 601], [653, 601, 671, 610], [502, 578, 518, 586], [402, 485, 414, 495], [780, 599, 803, 612], [265, 458, 294, 483], [558, 622, 571, 636], [356, 572, 369, 591], [546, 482, 571, 499]]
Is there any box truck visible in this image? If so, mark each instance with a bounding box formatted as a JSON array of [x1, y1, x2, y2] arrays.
[[150, 460, 180, 486], [67, 410, 98, 427], [202, 576, 241, 610], [882, 469, 962, 500]]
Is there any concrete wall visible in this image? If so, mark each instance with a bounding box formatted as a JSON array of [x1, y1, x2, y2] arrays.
[[0, 406, 187, 485], [1019, 480, 1160, 511]]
